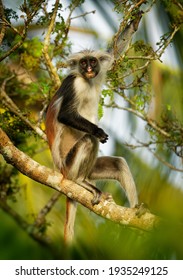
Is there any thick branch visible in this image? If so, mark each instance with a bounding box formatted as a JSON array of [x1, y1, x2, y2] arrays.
[[112, 11, 143, 58], [0, 127, 160, 232]]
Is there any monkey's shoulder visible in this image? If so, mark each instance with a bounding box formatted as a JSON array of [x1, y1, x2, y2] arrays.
[[57, 74, 99, 101], [56, 74, 76, 97]]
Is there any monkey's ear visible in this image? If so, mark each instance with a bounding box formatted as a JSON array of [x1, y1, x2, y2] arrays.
[[98, 53, 114, 70], [67, 59, 77, 68], [99, 54, 112, 62]]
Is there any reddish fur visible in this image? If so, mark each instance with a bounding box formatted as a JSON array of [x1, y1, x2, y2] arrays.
[[45, 96, 58, 148]]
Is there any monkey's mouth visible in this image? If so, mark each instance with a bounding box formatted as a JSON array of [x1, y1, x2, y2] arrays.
[[85, 72, 96, 79]]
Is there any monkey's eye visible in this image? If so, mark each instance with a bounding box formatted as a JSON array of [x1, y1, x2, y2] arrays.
[[90, 59, 97, 66], [80, 60, 87, 67]]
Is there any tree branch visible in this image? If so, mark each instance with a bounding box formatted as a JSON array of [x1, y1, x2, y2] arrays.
[[0, 127, 160, 232], [42, 0, 61, 89], [0, 0, 6, 45], [0, 76, 47, 141], [0, 0, 43, 62], [0, 199, 50, 246]]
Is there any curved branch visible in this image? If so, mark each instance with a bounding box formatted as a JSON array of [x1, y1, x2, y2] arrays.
[[0, 127, 160, 232], [105, 102, 171, 138]]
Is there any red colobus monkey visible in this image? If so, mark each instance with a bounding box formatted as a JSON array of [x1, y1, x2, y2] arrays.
[[46, 49, 138, 243]]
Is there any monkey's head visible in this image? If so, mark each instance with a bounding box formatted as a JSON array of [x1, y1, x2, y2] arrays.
[[67, 49, 114, 80], [79, 56, 99, 79]]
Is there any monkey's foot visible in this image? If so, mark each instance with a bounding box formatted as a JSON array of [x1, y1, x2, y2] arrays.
[[102, 192, 115, 203], [91, 190, 102, 205], [92, 192, 115, 205], [135, 202, 150, 217], [78, 179, 102, 205]]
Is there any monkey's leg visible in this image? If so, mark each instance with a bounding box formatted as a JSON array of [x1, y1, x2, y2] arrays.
[[88, 156, 138, 208], [64, 134, 101, 204], [63, 134, 101, 244]]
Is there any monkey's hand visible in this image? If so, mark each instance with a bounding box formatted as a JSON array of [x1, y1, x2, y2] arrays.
[[94, 127, 108, 143]]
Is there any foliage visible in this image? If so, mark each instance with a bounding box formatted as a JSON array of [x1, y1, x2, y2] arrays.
[[0, 0, 183, 259]]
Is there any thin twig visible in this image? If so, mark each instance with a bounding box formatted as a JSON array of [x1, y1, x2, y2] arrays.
[[0, 1, 43, 62], [156, 25, 180, 59], [172, 0, 183, 10], [0, 199, 50, 246], [0, 76, 47, 141], [70, 10, 96, 20], [125, 137, 183, 172], [42, 0, 61, 89], [0, 17, 22, 36], [118, 61, 150, 80], [34, 192, 61, 227], [149, 147, 183, 172], [105, 101, 171, 138]]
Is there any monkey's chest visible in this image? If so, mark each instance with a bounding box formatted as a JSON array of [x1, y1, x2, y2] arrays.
[[74, 78, 99, 124], [78, 96, 99, 124]]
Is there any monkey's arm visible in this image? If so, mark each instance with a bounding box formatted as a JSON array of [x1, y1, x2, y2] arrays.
[[58, 109, 108, 143]]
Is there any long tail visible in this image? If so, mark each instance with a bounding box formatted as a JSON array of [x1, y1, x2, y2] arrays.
[[64, 197, 77, 244]]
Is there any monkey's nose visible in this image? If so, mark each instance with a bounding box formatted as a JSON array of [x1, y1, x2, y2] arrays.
[[87, 66, 92, 72]]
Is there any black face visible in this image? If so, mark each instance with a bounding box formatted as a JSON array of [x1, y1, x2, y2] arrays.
[[79, 56, 100, 79]]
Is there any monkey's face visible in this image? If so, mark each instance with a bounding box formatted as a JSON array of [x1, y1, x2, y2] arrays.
[[79, 56, 100, 79]]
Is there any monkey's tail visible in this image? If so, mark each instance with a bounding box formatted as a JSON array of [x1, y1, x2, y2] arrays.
[[64, 197, 77, 245]]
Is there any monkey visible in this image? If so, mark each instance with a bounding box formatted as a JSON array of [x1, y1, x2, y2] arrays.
[[45, 49, 139, 244]]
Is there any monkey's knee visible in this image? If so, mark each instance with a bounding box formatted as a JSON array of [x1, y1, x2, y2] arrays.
[[115, 157, 129, 170], [81, 134, 98, 152], [105, 157, 130, 180], [115, 157, 135, 181]]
